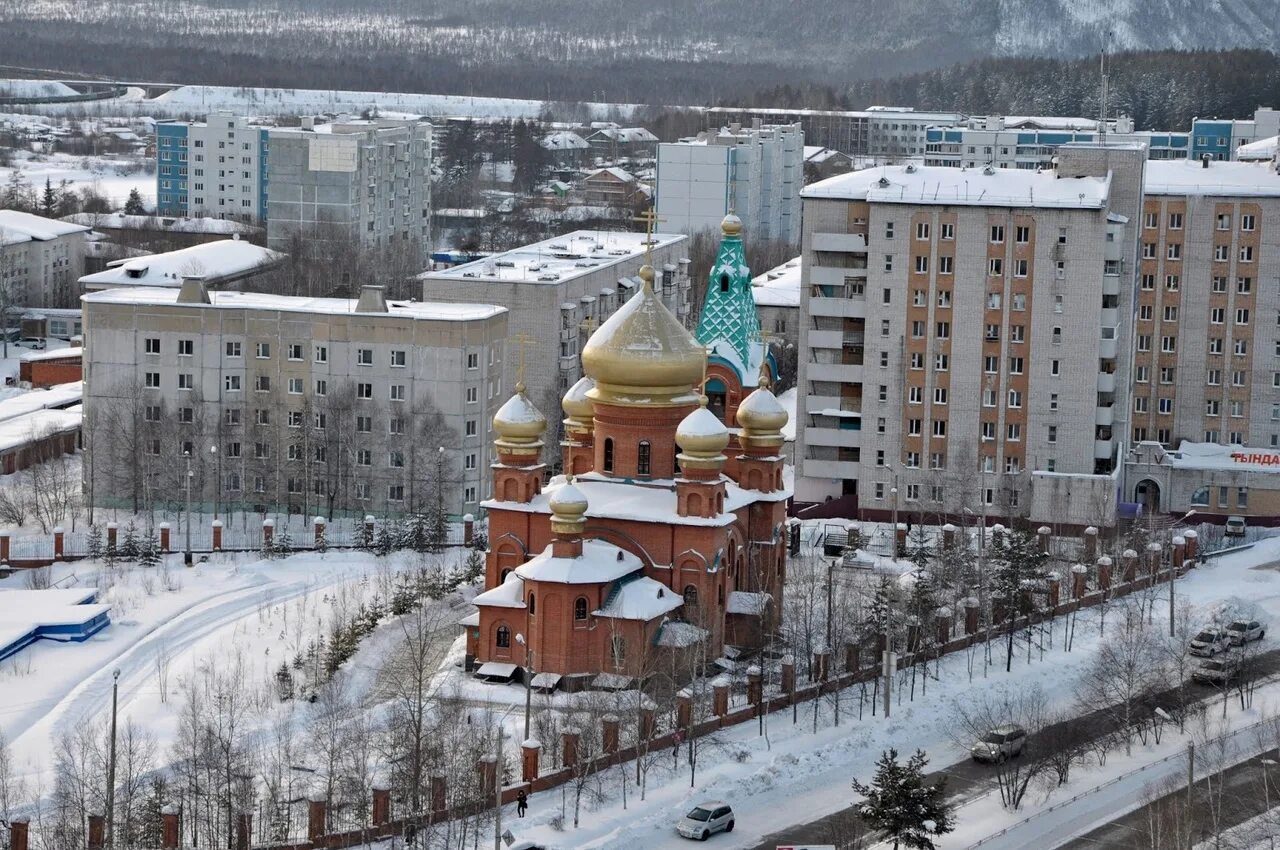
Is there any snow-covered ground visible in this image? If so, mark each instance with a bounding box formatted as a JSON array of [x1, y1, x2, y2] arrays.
[[0, 149, 154, 208]]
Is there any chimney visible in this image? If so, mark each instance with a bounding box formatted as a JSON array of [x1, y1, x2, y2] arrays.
[[354, 285, 389, 313], [176, 275, 211, 304]]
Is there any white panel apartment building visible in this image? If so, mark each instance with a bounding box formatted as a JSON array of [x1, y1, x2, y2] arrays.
[[418, 230, 691, 461], [156, 112, 271, 222], [82, 282, 507, 518], [267, 118, 432, 265], [657, 122, 803, 245], [0, 211, 89, 308], [795, 144, 1147, 529]]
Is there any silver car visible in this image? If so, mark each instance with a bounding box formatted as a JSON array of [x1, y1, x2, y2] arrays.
[[971, 725, 1027, 763], [1226, 620, 1266, 646], [1193, 657, 1240, 685], [1189, 629, 1231, 657], [677, 801, 734, 840]]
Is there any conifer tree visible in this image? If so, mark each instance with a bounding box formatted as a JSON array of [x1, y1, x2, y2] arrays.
[[123, 187, 146, 215], [852, 749, 955, 850]]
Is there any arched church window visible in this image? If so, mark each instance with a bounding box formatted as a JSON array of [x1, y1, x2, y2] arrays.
[[528, 592, 536, 616], [719, 273, 730, 292], [496, 625, 511, 648], [637, 441, 651, 476], [574, 597, 588, 621], [603, 438, 614, 472], [683, 585, 699, 606]]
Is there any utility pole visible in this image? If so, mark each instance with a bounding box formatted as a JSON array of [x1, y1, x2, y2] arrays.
[[825, 558, 835, 654], [183, 450, 193, 566], [882, 650, 895, 717], [493, 727, 504, 850], [105, 668, 121, 849], [1187, 741, 1195, 802]]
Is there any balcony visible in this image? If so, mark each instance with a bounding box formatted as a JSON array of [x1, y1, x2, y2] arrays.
[[1094, 438, 1114, 461], [1102, 275, 1120, 296], [1095, 405, 1114, 427], [809, 298, 867, 319], [799, 458, 862, 481], [1100, 308, 1119, 328], [1097, 372, 1116, 393], [1098, 334, 1118, 360], [812, 232, 868, 253], [803, 425, 862, 448], [809, 330, 844, 350], [808, 363, 862, 383]]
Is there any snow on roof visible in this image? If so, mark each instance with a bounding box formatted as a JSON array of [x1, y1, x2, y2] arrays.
[[1002, 115, 1102, 131], [472, 572, 526, 609], [420, 230, 684, 286], [80, 287, 506, 322], [655, 621, 707, 647], [19, 346, 81, 363], [779, 387, 797, 442], [0, 408, 80, 453], [0, 587, 109, 661], [725, 591, 771, 615], [803, 164, 1111, 209], [589, 127, 657, 143], [79, 240, 283, 289], [593, 576, 683, 621], [0, 210, 90, 245], [751, 257, 802, 308], [516, 540, 641, 585], [805, 147, 847, 163], [1144, 159, 1280, 196], [0, 383, 82, 423], [61, 213, 262, 236], [541, 131, 590, 150], [1237, 134, 1279, 161], [585, 166, 635, 183], [1163, 441, 1280, 474], [483, 470, 790, 529]]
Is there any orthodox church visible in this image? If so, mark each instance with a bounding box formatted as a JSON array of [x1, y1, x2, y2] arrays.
[[463, 214, 790, 689]]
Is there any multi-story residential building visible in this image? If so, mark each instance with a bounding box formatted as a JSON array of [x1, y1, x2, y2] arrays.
[[156, 112, 271, 222], [417, 230, 691, 461], [795, 143, 1147, 529], [1191, 107, 1280, 161], [924, 115, 1189, 169], [656, 121, 804, 245], [1123, 157, 1280, 518], [82, 280, 507, 517], [0, 210, 89, 307], [702, 106, 964, 159], [266, 117, 432, 264]]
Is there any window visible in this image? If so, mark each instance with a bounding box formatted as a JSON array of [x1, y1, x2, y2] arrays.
[[1004, 457, 1020, 475], [881, 319, 891, 337], [1013, 259, 1028, 277], [988, 258, 1003, 276], [884, 255, 894, 272], [1217, 213, 1231, 230], [879, 385, 888, 402], [1145, 212, 1159, 228], [1238, 277, 1253, 294], [939, 256, 953, 274], [909, 386, 923, 404], [981, 421, 996, 441], [1207, 399, 1221, 416], [356, 348, 373, 366], [466, 387, 478, 404], [885, 222, 895, 238], [389, 450, 405, 469], [1006, 423, 1021, 441], [1215, 244, 1230, 261], [1159, 367, 1175, 384], [574, 597, 588, 622], [906, 419, 921, 437], [1211, 307, 1225, 324], [915, 222, 930, 240], [987, 292, 1002, 310], [1237, 308, 1251, 325], [935, 353, 949, 371], [1140, 274, 1155, 290], [1233, 369, 1247, 387], [1235, 339, 1248, 356], [1158, 398, 1173, 415], [984, 355, 998, 373], [1165, 275, 1179, 291], [1240, 245, 1255, 262], [389, 384, 406, 401], [225, 374, 241, 391], [256, 342, 270, 359], [637, 441, 651, 476], [288, 378, 303, 394], [603, 438, 614, 472], [1142, 243, 1157, 259], [390, 349, 407, 367], [1047, 425, 1057, 444], [914, 256, 929, 274], [982, 389, 997, 407], [1010, 325, 1025, 343], [1166, 244, 1181, 260], [1009, 356, 1024, 374], [466, 352, 479, 370], [941, 223, 954, 240], [935, 321, 950, 339], [1163, 306, 1179, 322], [1012, 294, 1026, 311], [178, 373, 194, 390], [1136, 366, 1150, 383], [876, 417, 886, 434], [1137, 334, 1151, 352], [934, 387, 948, 405], [225, 341, 241, 357], [314, 345, 327, 363], [1007, 389, 1022, 408], [258, 409, 273, 426], [1242, 214, 1256, 231], [1168, 212, 1183, 229], [287, 343, 303, 361], [388, 417, 405, 435], [178, 407, 193, 424], [314, 379, 327, 396], [1213, 276, 1228, 293], [906, 451, 920, 469], [356, 415, 371, 433], [175, 339, 194, 357], [990, 225, 1005, 243], [932, 420, 947, 437], [255, 375, 270, 392], [145, 371, 161, 389], [1134, 396, 1149, 413], [1015, 225, 1030, 243], [1161, 336, 1177, 353]]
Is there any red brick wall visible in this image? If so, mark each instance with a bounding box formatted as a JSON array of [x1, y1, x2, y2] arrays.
[[19, 357, 82, 388]]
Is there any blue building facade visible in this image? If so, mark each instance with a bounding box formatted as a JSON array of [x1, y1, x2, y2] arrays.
[[155, 115, 272, 222], [156, 122, 189, 216], [1190, 119, 1235, 161]]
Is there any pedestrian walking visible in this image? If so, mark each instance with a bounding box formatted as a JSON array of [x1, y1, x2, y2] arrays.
[[672, 730, 683, 767], [405, 822, 418, 846], [516, 789, 528, 818]]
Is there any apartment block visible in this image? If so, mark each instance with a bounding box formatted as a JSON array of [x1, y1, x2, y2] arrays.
[[0, 210, 89, 308], [1191, 107, 1280, 161], [156, 112, 270, 222], [266, 118, 432, 264], [702, 106, 964, 159], [82, 281, 507, 517], [418, 230, 691, 460], [657, 121, 804, 245], [1124, 157, 1280, 518], [924, 115, 1189, 169], [795, 144, 1147, 529]]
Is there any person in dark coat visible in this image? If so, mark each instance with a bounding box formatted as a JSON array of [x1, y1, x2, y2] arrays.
[[516, 789, 529, 817], [405, 822, 418, 845]]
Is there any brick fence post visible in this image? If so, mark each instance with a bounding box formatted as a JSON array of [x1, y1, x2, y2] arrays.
[[1145, 542, 1162, 577], [9, 817, 29, 850], [307, 798, 327, 842], [639, 706, 656, 740], [364, 514, 376, 543], [53, 526, 64, 559], [313, 516, 326, 546], [1083, 525, 1099, 562], [780, 655, 796, 697], [1071, 564, 1088, 599], [476, 756, 497, 796], [935, 606, 952, 645], [844, 642, 860, 675], [464, 513, 475, 546], [87, 814, 105, 850], [372, 787, 392, 826], [522, 739, 541, 781], [991, 523, 1005, 549], [235, 812, 251, 850], [105, 522, 117, 551], [1172, 535, 1186, 572], [158, 522, 171, 553], [1184, 529, 1199, 562], [1037, 525, 1051, 556], [894, 523, 907, 558], [1046, 572, 1060, 608], [712, 677, 729, 716], [1097, 556, 1113, 590], [561, 730, 580, 769], [429, 775, 446, 815], [746, 665, 762, 708], [161, 806, 179, 849], [941, 523, 956, 548], [601, 715, 620, 754], [964, 596, 980, 635], [262, 518, 274, 549], [211, 519, 223, 551]]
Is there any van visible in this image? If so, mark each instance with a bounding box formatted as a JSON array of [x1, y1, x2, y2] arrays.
[[1225, 516, 1247, 537]]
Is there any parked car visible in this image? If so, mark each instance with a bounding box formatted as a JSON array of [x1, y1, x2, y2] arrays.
[[970, 725, 1027, 763], [1189, 629, 1232, 657], [677, 801, 734, 840], [1226, 620, 1266, 645], [18, 336, 44, 349], [1193, 657, 1241, 685], [1226, 515, 1247, 537]]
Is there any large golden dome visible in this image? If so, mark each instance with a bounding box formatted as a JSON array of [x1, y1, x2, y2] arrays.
[[581, 265, 705, 407], [737, 376, 788, 447], [493, 382, 546, 455], [676, 400, 731, 458]]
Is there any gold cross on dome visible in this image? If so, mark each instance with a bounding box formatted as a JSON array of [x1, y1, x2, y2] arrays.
[[631, 206, 665, 266], [512, 333, 536, 391]]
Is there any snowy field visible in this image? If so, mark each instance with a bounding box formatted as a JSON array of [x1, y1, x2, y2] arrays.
[[0, 149, 154, 208]]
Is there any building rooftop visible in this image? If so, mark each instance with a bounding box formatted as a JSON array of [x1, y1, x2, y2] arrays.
[[78, 240, 284, 290], [1144, 159, 1280, 196], [0, 408, 80, 453], [0, 382, 82, 424], [0, 210, 89, 245], [1165, 441, 1280, 474], [703, 106, 964, 122], [80, 287, 507, 321], [1238, 134, 1279, 161], [802, 163, 1111, 209], [62, 213, 262, 237], [419, 229, 684, 286], [751, 257, 802, 308]]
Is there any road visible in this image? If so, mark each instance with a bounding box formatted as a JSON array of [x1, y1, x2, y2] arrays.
[[746, 648, 1280, 850]]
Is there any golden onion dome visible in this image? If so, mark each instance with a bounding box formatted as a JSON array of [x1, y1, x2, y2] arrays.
[[549, 476, 589, 534], [493, 382, 547, 442], [676, 400, 731, 458], [720, 213, 743, 237], [581, 265, 705, 407], [736, 377, 788, 435], [561, 376, 595, 422]]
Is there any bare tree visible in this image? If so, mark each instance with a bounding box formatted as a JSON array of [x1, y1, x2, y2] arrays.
[[949, 683, 1051, 810], [1076, 600, 1170, 755]]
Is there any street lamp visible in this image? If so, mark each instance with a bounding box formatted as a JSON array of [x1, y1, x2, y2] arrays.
[[493, 705, 517, 850], [183, 451, 194, 566], [105, 668, 121, 849], [515, 633, 534, 741], [1262, 757, 1277, 848]]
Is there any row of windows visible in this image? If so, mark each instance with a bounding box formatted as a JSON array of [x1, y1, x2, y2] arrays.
[[896, 222, 1036, 244], [142, 404, 484, 439], [1142, 211, 1257, 231], [871, 480, 1024, 508], [145, 338, 488, 371]]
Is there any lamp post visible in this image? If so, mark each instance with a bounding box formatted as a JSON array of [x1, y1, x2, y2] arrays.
[[1262, 757, 1277, 849], [493, 705, 517, 850], [515, 633, 534, 741], [105, 668, 121, 849], [184, 451, 193, 566]]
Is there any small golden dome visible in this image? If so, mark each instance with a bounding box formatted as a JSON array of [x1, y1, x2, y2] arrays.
[[676, 401, 730, 458], [737, 379, 788, 436], [561, 376, 595, 422], [721, 213, 743, 237], [493, 382, 546, 447], [549, 477, 589, 534], [581, 272, 705, 407]]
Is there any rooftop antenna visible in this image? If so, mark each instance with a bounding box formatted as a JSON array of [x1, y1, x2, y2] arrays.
[[1098, 31, 1111, 143]]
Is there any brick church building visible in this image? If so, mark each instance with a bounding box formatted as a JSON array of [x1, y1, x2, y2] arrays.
[[463, 215, 792, 689]]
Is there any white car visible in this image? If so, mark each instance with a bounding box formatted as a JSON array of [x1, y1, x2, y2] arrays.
[[18, 337, 44, 349], [677, 801, 734, 840], [1189, 629, 1231, 657], [1226, 620, 1266, 645], [1193, 657, 1241, 685], [1226, 515, 1247, 537]]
